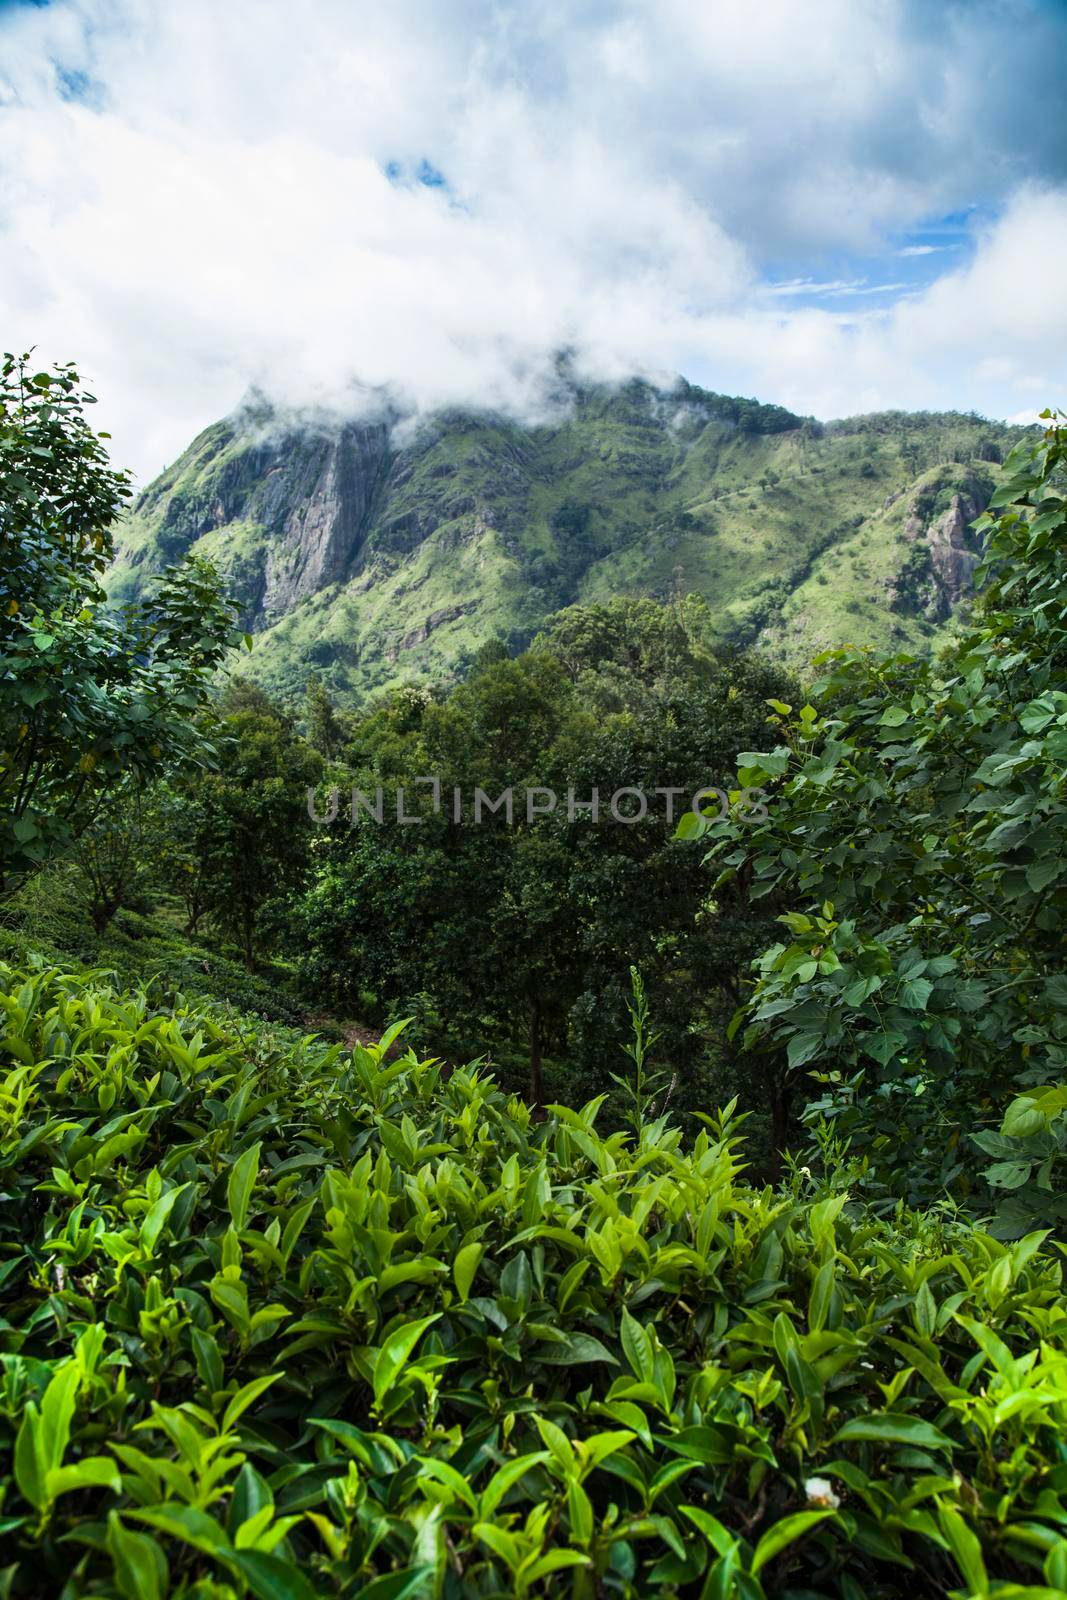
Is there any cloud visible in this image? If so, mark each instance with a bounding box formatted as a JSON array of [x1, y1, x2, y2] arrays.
[[0, 0, 1064, 479]]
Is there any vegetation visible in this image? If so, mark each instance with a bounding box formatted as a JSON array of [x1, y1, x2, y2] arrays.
[[291, 598, 794, 1135], [0, 354, 245, 893], [681, 415, 1067, 1238], [107, 376, 1027, 701], [2, 960, 1067, 1599], [2, 357, 1066, 1599]]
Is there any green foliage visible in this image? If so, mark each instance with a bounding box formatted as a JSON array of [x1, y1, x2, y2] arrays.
[[0, 353, 246, 890], [680, 416, 1067, 1235], [163, 693, 323, 968], [294, 614, 792, 1130], [71, 789, 170, 933], [0, 864, 309, 1028], [109, 377, 1027, 702], [2, 959, 1067, 1596]]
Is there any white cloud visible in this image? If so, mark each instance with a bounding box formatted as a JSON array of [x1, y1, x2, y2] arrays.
[[0, 0, 1064, 479]]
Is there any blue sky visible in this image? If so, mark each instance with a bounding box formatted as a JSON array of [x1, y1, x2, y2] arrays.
[[1, 0, 1065, 479]]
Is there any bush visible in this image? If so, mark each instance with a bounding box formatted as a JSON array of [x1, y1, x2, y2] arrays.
[[2, 961, 1067, 1597]]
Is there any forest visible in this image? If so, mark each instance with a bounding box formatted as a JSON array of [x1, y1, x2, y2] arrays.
[[2, 351, 1067, 1599]]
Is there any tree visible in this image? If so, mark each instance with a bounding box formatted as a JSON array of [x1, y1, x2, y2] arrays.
[[0, 353, 245, 891], [71, 789, 167, 933], [680, 415, 1067, 1229], [294, 606, 796, 1122], [177, 703, 323, 968], [304, 673, 344, 758]]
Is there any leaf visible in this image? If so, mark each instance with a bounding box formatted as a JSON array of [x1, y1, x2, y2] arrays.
[[229, 1462, 274, 1535], [567, 1477, 594, 1546], [453, 1241, 483, 1301], [1002, 1098, 1047, 1138], [45, 1456, 121, 1501], [412, 1457, 478, 1512], [657, 1425, 733, 1465], [373, 1314, 440, 1408], [211, 1279, 251, 1335], [898, 977, 933, 1011], [378, 1259, 447, 1293], [1027, 858, 1061, 892], [577, 1430, 635, 1474], [132, 1505, 232, 1557], [809, 1259, 835, 1333], [139, 1182, 188, 1254], [535, 1415, 575, 1472], [621, 1309, 655, 1383], [537, 1331, 619, 1366], [521, 1551, 590, 1585], [674, 811, 705, 841], [39, 1362, 79, 1477], [228, 1549, 320, 1600], [222, 1372, 282, 1433], [191, 1327, 224, 1392], [751, 1509, 836, 1573], [108, 1512, 168, 1600], [348, 1567, 435, 1600], [832, 1412, 953, 1453], [227, 1141, 262, 1232], [985, 1160, 1032, 1190], [787, 1032, 823, 1069], [479, 1451, 551, 1518], [680, 1505, 737, 1557], [13, 1406, 43, 1510], [938, 1506, 987, 1595], [376, 1016, 414, 1056], [913, 1279, 937, 1339]]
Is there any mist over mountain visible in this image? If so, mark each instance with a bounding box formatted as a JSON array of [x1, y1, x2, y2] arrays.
[[109, 372, 1026, 701]]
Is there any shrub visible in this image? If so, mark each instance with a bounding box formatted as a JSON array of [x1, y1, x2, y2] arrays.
[[1, 961, 1066, 1596]]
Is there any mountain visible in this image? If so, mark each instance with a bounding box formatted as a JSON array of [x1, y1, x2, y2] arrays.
[[108, 375, 1025, 700]]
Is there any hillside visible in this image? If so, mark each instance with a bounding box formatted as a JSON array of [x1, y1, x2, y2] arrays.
[[108, 375, 1025, 699]]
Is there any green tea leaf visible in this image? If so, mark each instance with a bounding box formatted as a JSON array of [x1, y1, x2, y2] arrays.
[[227, 1141, 262, 1231], [832, 1413, 953, 1452], [752, 1509, 836, 1573], [373, 1314, 441, 1408]]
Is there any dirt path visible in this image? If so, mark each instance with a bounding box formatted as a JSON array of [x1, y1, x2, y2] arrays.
[[304, 1012, 405, 1057], [304, 1012, 380, 1049]]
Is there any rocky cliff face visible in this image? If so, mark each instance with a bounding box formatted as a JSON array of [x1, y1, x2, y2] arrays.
[[118, 413, 392, 629], [890, 471, 992, 621], [259, 422, 391, 622], [109, 381, 1025, 700], [922, 489, 986, 619]]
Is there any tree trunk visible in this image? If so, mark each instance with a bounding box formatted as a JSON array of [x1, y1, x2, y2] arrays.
[[91, 895, 120, 934], [529, 996, 544, 1108], [769, 1074, 793, 1178]]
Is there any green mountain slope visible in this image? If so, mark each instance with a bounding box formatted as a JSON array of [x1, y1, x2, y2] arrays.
[[109, 376, 1025, 699]]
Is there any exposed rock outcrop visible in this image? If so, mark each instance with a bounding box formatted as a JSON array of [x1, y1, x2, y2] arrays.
[[260, 423, 391, 620], [389, 601, 476, 657], [889, 474, 990, 620], [923, 491, 983, 619]]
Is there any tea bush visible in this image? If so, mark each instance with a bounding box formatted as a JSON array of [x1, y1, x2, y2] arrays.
[[2, 961, 1067, 1598]]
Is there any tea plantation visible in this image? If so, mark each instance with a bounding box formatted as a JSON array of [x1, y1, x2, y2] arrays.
[[2, 961, 1066, 1598]]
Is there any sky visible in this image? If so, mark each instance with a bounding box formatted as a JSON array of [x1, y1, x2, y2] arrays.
[[1, 0, 1065, 483]]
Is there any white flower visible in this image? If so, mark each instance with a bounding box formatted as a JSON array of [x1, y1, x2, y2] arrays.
[[804, 1476, 841, 1509]]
